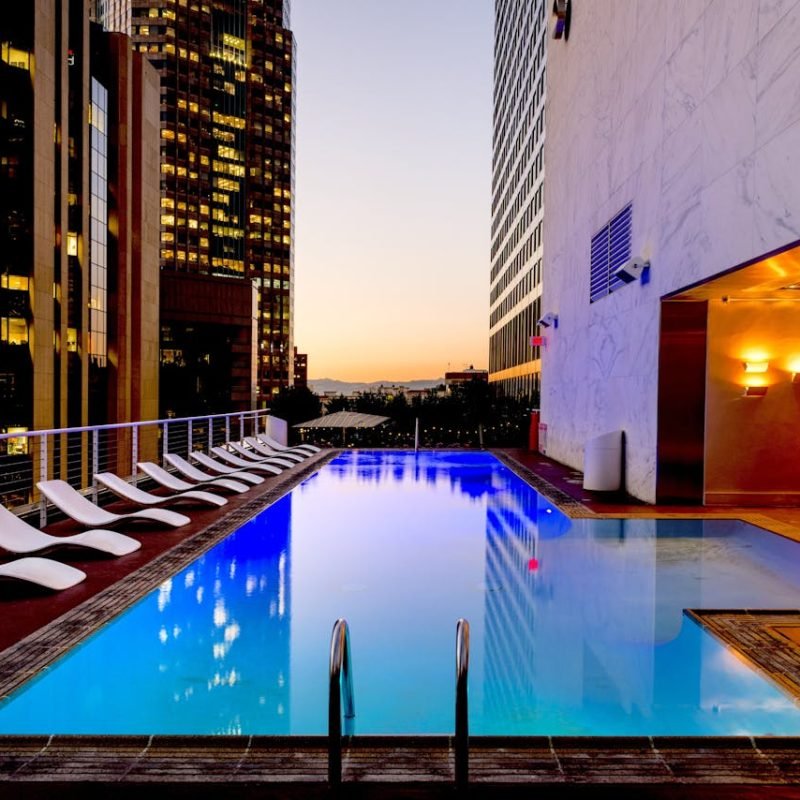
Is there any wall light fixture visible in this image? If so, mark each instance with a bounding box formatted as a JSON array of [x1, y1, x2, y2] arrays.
[[742, 361, 769, 373]]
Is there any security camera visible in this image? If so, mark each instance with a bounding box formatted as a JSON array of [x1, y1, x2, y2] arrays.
[[537, 312, 559, 329], [612, 257, 650, 284]]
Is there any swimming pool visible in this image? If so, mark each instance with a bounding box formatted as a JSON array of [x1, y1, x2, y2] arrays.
[[1, 449, 800, 736]]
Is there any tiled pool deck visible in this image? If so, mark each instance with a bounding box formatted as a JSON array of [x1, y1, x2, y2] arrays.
[[2, 447, 800, 795]]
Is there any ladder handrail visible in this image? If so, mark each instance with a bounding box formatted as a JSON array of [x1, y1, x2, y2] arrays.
[[455, 617, 470, 789], [328, 618, 355, 786]]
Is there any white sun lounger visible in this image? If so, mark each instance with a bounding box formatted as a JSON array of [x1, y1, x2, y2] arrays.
[[227, 440, 298, 467], [204, 448, 283, 476], [258, 432, 320, 455], [166, 453, 264, 486], [138, 461, 250, 495], [242, 438, 305, 463], [0, 557, 87, 591], [38, 480, 191, 529], [95, 471, 227, 509], [0, 504, 141, 557]]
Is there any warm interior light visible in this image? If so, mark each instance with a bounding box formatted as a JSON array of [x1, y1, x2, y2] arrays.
[[742, 361, 769, 373], [741, 348, 770, 363], [743, 385, 768, 397]]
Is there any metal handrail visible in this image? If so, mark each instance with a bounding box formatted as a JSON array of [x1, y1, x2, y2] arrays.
[[328, 618, 355, 786], [0, 408, 268, 441], [455, 617, 470, 790], [0, 408, 275, 523]]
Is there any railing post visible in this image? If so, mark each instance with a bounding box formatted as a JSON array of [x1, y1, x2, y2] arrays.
[[163, 421, 169, 464], [92, 429, 99, 503], [455, 618, 470, 791], [208, 416, 213, 452], [188, 420, 193, 456], [239, 413, 245, 443], [329, 618, 355, 787], [39, 435, 48, 527], [131, 427, 139, 486], [225, 416, 230, 445]]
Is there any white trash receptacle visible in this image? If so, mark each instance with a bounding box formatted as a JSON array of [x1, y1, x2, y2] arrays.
[[583, 430, 623, 491]]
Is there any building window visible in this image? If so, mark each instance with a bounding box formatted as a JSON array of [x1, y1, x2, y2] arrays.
[[590, 203, 632, 303], [89, 78, 109, 367]]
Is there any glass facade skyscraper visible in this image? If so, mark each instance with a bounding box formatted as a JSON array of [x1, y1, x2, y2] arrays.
[[489, 0, 547, 400], [98, 0, 295, 412], [0, 2, 160, 503]]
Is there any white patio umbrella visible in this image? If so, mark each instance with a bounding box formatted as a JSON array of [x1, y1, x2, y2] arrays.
[[293, 411, 390, 446]]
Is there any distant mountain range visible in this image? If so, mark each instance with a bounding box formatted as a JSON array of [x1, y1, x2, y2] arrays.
[[308, 378, 444, 395]]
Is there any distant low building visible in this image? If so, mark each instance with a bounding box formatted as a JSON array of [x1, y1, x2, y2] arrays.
[[293, 348, 308, 389], [445, 367, 489, 390]]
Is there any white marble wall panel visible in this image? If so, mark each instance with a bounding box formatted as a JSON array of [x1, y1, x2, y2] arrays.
[[664, 0, 707, 56], [701, 157, 756, 276], [754, 122, 800, 247], [701, 58, 757, 185], [664, 24, 704, 138], [702, 0, 759, 95], [542, 0, 800, 502], [758, 0, 800, 37], [755, 2, 800, 147]]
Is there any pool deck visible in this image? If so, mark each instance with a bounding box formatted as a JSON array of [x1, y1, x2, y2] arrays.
[[499, 448, 800, 543], [2, 446, 800, 796]]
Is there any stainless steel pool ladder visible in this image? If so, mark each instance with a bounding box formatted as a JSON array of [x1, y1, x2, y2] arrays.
[[327, 617, 471, 788], [328, 618, 355, 786], [455, 617, 470, 790]]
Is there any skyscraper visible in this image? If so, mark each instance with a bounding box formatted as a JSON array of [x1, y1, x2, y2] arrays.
[[98, 0, 295, 414], [489, 0, 547, 400], [0, 1, 160, 501]]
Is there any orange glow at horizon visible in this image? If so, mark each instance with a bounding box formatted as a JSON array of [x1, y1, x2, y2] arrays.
[[291, 2, 493, 384]]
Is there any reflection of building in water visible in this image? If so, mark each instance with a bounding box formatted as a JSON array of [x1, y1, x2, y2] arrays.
[[154, 493, 293, 734], [482, 470, 541, 722], [480, 498, 680, 731], [478, 512, 800, 733], [330, 450, 499, 501]]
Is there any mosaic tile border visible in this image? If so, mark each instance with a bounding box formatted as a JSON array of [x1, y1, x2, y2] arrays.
[[494, 450, 594, 517], [688, 609, 800, 703], [0, 450, 339, 702]]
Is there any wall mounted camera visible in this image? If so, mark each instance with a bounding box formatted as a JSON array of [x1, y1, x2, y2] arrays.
[[612, 257, 650, 285], [537, 312, 559, 329]]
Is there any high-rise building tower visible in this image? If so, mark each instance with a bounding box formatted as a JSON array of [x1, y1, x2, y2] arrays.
[[489, 0, 547, 400], [0, 2, 160, 502], [98, 0, 295, 414]]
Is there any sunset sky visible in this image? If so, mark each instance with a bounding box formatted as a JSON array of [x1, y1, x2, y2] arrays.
[[291, 0, 494, 382]]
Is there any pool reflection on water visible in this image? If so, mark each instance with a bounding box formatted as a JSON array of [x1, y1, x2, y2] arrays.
[[1, 450, 800, 736]]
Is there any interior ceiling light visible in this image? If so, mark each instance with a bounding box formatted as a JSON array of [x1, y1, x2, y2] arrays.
[[742, 361, 769, 373]]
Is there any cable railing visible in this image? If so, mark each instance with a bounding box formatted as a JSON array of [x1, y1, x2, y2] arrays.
[[0, 409, 274, 525], [328, 617, 355, 786]]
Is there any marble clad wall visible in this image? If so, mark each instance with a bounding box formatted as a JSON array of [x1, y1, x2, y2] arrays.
[[542, 0, 800, 502]]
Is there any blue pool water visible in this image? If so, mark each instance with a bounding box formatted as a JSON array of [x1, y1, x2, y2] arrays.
[[2, 450, 800, 736]]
